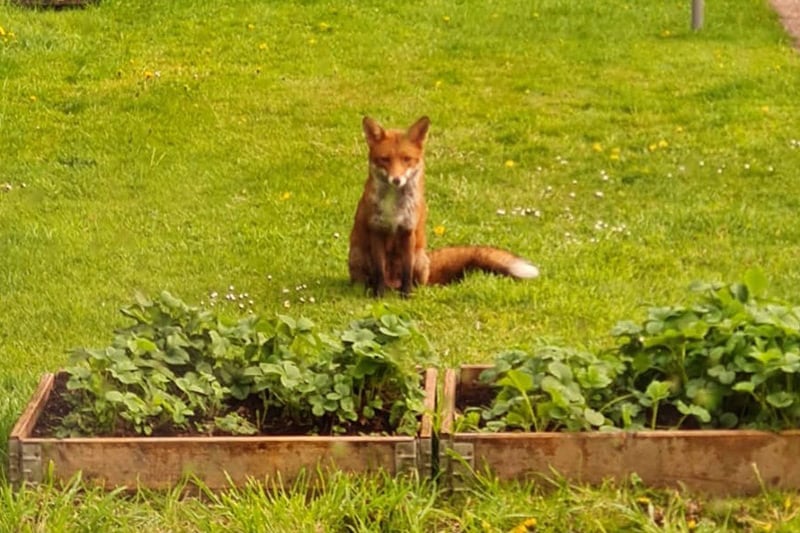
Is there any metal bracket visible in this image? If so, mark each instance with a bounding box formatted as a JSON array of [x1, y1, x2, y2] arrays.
[[417, 438, 434, 478], [20, 442, 43, 484], [394, 440, 418, 477], [7, 438, 21, 486], [441, 441, 475, 491]]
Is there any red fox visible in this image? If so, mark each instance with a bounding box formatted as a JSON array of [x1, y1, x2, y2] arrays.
[[348, 116, 539, 297]]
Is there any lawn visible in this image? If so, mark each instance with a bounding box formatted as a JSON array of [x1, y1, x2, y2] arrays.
[[2, 0, 800, 530]]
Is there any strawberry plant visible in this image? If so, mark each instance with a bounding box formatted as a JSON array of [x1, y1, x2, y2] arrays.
[[55, 292, 432, 437], [458, 346, 621, 432], [610, 269, 800, 430], [460, 271, 800, 432]]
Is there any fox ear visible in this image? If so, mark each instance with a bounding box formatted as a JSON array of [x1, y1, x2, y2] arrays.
[[362, 116, 385, 145], [407, 116, 430, 146]]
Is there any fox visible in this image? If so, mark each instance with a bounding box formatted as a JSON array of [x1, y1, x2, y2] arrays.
[[348, 115, 539, 297]]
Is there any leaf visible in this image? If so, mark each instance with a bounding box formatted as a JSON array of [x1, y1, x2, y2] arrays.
[[547, 360, 573, 382], [675, 400, 711, 424], [135, 337, 158, 354], [644, 380, 671, 402], [707, 364, 736, 385], [744, 269, 769, 299], [496, 369, 535, 393], [766, 391, 795, 409], [105, 390, 126, 403], [610, 320, 642, 337], [732, 381, 756, 393], [352, 356, 381, 378], [296, 317, 315, 332], [583, 408, 606, 427], [631, 353, 652, 373]]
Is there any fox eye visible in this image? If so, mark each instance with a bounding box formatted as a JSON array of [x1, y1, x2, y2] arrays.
[[377, 157, 391, 166], [402, 156, 414, 164]]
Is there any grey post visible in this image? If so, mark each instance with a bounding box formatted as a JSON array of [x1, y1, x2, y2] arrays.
[[692, 0, 704, 30]]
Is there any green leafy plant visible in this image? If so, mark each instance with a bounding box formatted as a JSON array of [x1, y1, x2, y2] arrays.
[[459, 346, 619, 432], [611, 269, 800, 430], [56, 293, 432, 438], [460, 271, 800, 432]]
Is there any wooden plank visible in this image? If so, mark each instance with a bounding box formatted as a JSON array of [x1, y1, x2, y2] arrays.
[[9, 373, 54, 439], [34, 436, 407, 489], [445, 365, 800, 495], [9, 370, 436, 488], [420, 367, 437, 439]]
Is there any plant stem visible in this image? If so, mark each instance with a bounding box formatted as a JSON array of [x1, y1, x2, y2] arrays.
[[650, 401, 659, 430]]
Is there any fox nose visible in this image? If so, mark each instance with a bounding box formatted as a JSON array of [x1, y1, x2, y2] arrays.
[[391, 176, 402, 186]]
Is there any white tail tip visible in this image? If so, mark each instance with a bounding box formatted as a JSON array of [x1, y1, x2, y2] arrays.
[[509, 260, 540, 279]]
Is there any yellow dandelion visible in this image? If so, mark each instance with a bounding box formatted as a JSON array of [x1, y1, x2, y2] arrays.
[[433, 225, 445, 236], [610, 147, 621, 161], [435, 80, 443, 89], [661, 29, 672, 37], [247, 23, 255, 31], [0, 26, 5, 37], [687, 518, 697, 530], [784, 496, 793, 511], [259, 43, 268, 50], [592, 142, 603, 153], [143, 70, 154, 80], [510, 517, 538, 533], [648, 143, 658, 152], [636, 496, 651, 504], [658, 139, 669, 148], [29, 95, 37, 102], [504, 159, 516, 168], [308, 38, 317, 45], [442, 15, 451, 23], [280, 192, 292, 201], [761, 105, 770, 113], [318, 22, 331, 32]]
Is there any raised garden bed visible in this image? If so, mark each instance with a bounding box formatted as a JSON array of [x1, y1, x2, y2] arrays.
[[8, 293, 439, 489], [440, 365, 800, 495], [8, 368, 436, 489]]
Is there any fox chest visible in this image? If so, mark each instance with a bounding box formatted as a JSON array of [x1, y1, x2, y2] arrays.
[[368, 187, 419, 233]]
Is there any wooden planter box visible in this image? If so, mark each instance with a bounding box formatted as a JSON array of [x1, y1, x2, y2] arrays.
[[8, 369, 437, 490], [441, 365, 800, 495]]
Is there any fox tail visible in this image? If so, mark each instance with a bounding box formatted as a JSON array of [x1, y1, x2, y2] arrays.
[[426, 246, 539, 286]]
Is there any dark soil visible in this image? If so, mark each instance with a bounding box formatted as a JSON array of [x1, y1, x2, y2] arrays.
[[32, 373, 398, 438]]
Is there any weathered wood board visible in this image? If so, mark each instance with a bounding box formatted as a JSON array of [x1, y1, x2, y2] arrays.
[[441, 365, 800, 495], [9, 369, 437, 489]]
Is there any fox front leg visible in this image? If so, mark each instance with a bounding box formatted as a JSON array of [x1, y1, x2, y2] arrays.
[[368, 232, 388, 298], [397, 229, 415, 298]]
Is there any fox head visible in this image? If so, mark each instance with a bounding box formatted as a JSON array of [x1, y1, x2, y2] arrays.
[[363, 116, 430, 189]]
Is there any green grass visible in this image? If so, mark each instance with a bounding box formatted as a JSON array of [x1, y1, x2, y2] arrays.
[[2, 0, 800, 529], [2, 470, 800, 532]]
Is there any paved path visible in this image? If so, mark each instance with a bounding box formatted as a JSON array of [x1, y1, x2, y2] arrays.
[[771, 0, 800, 48]]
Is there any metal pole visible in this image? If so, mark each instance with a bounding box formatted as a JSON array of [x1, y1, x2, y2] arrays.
[[692, 0, 704, 31]]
